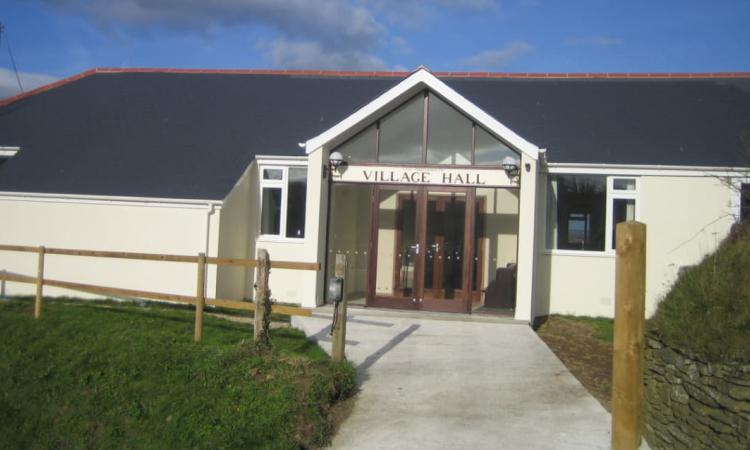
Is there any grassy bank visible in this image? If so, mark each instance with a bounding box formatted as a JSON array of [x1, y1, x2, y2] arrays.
[[650, 221, 750, 362], [0, 299, 355, 449]]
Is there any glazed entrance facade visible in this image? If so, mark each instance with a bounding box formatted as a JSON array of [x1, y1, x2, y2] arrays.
[[320, 83, 533, 315], [327, 181, 520, 314]]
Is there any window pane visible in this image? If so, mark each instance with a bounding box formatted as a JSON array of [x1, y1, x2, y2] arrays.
[[426, 95, 472, 165], [474, 126, 518, 166], [551, 175, 606, 251], [378, 94, 424, 164], [263, 168, 283, 180], [337, 124, 376, 162], [327, 184, 372, 302], [613, 178, 636, 191], [285, 168, 307, 238], [742, 183, 750, 222], [612, 199, 636, 248], [261, 187, 282, 235]]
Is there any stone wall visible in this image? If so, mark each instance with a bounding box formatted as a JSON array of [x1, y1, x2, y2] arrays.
[[644, 333, 750, 449]]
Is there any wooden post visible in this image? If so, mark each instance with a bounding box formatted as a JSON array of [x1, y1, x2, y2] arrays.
[[253, 248, 271, 349], [194, 253, 206, 342], [612, 221, 647, 450], [34, 246, 45, 319], [331, 254, 347, 362]]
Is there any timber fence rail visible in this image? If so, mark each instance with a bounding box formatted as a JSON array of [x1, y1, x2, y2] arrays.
[[0, 243, 317, 343]]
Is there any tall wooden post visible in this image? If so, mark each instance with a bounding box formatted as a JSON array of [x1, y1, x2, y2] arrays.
[[253, 248, 271, 349], [34, 246, 45, 319], [331, 254, 347, 362], [612, 221, 647, 450], [194, 252, 206, 342]]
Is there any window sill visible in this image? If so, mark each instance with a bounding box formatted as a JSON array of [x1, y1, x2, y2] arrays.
[[256, 235, 306, 244], [541, 249, 615, 258]]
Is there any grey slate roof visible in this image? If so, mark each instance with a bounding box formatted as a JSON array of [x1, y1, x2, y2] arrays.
[[0, 70, 749, 200]]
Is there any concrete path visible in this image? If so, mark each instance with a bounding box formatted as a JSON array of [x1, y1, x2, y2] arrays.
[[292, 309, 611, 450]]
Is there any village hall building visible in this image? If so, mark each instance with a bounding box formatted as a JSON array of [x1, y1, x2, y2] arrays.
[[1, 67, 749, 323]]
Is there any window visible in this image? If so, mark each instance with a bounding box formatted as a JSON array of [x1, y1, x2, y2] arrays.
[[546, 175, 639, 252], [608, 177, 638, 249], [259, 166, 307, 239], [426, 95, 472, 165], [333, 91, 520, 166], [742, 183, 749, 223]]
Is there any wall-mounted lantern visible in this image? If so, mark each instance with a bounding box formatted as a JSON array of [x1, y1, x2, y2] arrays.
[[502, 155, 520, 178], [324, 150, 345, 179]]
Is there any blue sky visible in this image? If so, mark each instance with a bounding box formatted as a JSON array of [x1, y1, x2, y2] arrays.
[[1, 0, 749, 98]]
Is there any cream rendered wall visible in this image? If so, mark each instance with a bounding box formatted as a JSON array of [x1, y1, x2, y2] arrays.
[[640, 176, 735, 316], [0, 196, 220, 299], [216, 164, 255, 300], [254, 150, 325, 308], [534, 173, 737, 319], [514, 153, 538, 322]]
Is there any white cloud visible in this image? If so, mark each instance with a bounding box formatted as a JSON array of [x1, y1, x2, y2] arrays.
[[363, 0, 498, 30], [42, 0, 385, 50], [0, 68, 58, 100], [565, 36, 623, 47], [460, 41, 535, 68], [258, 39, 387, 70]]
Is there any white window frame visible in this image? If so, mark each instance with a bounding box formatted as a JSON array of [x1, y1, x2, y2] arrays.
[[605, 176, 640, 253], [258, 163, 307, 242], [545, 174, 640, 256]]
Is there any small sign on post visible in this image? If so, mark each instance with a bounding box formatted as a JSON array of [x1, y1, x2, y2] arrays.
[[253, 248, 272, 349], [331, 253, 347, 362], [611, 221, 647, 450]]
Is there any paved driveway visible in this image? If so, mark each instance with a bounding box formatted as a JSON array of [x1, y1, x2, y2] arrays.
[[292, 309, 611, 450]]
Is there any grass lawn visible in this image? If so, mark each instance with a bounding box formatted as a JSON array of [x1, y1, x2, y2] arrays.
[[0, 299, 355, 449], [535, 315, 613, 411]]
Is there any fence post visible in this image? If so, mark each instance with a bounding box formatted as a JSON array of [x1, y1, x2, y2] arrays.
[[194, 252, 206, 342], [331, 253, 347, 362], [253, 248, 271, 349], [34, 246, 45, 319], [612, 221, 647, 450]]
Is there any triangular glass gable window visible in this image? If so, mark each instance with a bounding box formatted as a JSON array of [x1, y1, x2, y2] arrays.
[[334, 90, 518, 166]]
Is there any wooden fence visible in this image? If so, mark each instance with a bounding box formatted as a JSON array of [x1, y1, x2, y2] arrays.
[[0, 244, 317, 342]]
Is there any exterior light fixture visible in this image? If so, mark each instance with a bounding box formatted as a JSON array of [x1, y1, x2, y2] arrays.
[[329, 151, 344, 169], [324, 150, 345, 179], [502, 155, 520, 177]]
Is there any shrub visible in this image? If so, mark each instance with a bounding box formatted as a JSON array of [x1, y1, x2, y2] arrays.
[[649, 221, 750, 362]]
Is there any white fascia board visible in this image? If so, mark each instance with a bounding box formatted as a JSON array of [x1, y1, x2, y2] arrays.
[[546, 162, 750, 177], [255, 155, 308, 166], [255, 154, 307, 161], [0, 191, 224, 209], [305, 68, 540, 160]]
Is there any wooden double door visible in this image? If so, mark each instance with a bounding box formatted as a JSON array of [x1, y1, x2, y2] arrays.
[[367, 185, 475, 313]]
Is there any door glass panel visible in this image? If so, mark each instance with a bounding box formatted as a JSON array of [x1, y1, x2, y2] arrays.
[[423, 191, 466, 300], [375, 189, 418, 301]]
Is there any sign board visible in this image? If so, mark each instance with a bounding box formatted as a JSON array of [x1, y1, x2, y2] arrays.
[[331, 165, 518, 188]]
